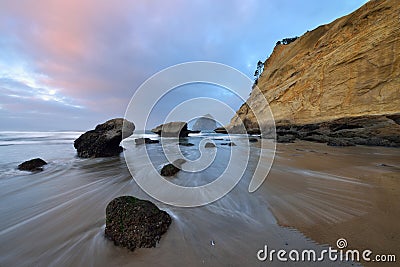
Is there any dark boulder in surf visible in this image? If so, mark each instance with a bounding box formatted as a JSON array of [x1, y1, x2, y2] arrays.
[[18, 158, 47, 172], [74, 118, 135, 158], [205, 142, 216, 148], [179, 141, 195, 146], [161, 163, 179, 177], [221, 142, 236, 146], [105, 196, 171, 251]]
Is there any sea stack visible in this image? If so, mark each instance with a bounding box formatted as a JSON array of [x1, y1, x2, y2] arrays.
[[151, 121, 197, 137], [227, 0, 400, 147], [192, 114, 217, 132], [74, 118, 135, 158]]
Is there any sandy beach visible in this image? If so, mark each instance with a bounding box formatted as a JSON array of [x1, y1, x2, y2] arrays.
[[0, 132, 398, 266]]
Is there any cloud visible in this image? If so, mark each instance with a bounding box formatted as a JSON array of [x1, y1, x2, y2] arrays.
[[0, 0, 368, 130]]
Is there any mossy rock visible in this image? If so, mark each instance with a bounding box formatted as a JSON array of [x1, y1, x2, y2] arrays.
[[105, 196, 171, 251]]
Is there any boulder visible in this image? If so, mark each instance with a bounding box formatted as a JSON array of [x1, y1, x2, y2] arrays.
[[221, 142, 236, 146], [105, 196, 171, 251], [160, 159, 186, 177], [74, 118, 135, 158], [18, 158, 47, 172], [135, 138, 159, 145], [151, 122, 197, 137], [160, 163, 180, 177], [205, 142, 216, 148]]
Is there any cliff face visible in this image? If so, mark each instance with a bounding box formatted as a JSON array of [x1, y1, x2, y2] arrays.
[[229, 0, 400, 136]]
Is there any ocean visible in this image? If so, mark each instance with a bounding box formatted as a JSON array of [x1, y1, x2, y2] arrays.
[[1, 131, 398, 266]]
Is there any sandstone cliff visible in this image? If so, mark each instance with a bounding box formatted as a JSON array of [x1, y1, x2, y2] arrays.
[[228, 0, 400, 146]]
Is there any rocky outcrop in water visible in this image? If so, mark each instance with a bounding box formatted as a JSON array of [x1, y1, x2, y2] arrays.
[[151, 122, 198, 137], [74, 118, 135, 158], [192, 114, 217, 131], [275, 114, 400, 147], [160, 159, 186, 177], [227, 0, 400, 147], [205, 142, 216, 148], [18, 158, 47, 172], [105, 196, 171, 251], [214, 127, 228, 134]]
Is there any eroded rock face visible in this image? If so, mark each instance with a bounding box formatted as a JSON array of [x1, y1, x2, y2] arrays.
[[274, 114, 400, 147], [18, 158, 47, 172], [105, 196, 171, 251], [74, 118, 135, 158], [228, 0, 400, 146]]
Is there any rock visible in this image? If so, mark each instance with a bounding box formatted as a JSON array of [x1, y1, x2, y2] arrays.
[[74, 118, 135, 158], [214, 127, 228, 134], [151, 122, 197, 137], [161, 162, 181, 177], [273, 114, 400, 147], [172, 159, 186, 167], [192, 114, 217, 131], [221, 142, 236, 146], [327, 139, 355, 147], [18, 158, 47, 172], [248, 138, 258, 143], [135, 138, 159, 145], [227, 0, 400, 147], [246, 128, 261, 135], [104, 196, 171, 251], [205, 142, 216, 148], [179, 142, 194, 146], [276, 135, 296, 143]]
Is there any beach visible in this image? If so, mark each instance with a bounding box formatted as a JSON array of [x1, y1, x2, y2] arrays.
[[0, 132, 398, 266]]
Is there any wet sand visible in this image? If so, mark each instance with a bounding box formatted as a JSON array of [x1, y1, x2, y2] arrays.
[[262, 141, 400, 266], [0, 135, 399, 266]]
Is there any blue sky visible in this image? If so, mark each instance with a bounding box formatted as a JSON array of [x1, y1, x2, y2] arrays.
[[0, 0, 368, 131]]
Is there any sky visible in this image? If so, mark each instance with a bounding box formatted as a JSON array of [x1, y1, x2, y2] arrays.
[[0, 0, 369, 131]]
